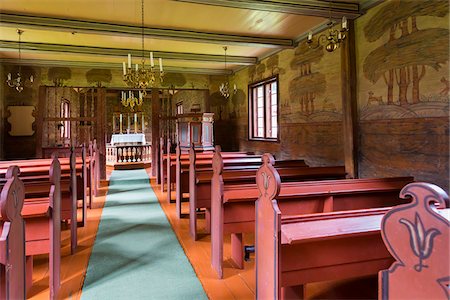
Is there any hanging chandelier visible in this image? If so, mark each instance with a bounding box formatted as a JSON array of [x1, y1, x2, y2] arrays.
[[219, 46, 236, 100], [121, 90, 143, 112], [6, 29, 34, 92], [122, 0, 164, 93], [306, 1, 349, 52]]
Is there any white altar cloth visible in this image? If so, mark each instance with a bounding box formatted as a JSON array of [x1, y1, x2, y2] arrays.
[[111, 133, 146, 145]]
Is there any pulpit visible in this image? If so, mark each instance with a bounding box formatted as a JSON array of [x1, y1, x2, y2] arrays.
[[176, 112, 214, 152]]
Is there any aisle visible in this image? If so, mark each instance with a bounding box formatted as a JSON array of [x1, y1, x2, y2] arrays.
[[81, 169, 207, 299]]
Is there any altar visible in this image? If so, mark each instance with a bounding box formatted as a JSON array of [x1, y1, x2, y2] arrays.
[[111, 133, 146, 145], [107, 133, 151, 168]]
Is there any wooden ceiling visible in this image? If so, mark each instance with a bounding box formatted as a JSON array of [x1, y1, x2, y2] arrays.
[[0, 0, 372, 75]]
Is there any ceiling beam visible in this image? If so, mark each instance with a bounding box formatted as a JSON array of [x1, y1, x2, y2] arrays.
[[0, 58, 233, 75], [0, 12, 294, 48], [0, 40, 257, 65], [173, 0, 361, 19]]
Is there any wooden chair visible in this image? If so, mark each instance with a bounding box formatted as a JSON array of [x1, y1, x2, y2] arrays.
[[0, 166, 26, 299], [379, 182, 450, 300]]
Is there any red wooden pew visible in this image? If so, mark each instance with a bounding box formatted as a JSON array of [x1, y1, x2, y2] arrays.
[[0, 166, 26, 299], [0, 147, 83, 254], [379, 182, 450, 300], [0, 157, 61, 299], [210, 150, 348, 277], [254, 154, 417, 299]]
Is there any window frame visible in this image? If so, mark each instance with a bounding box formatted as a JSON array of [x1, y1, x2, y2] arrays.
[[248, 75, 280, 142]]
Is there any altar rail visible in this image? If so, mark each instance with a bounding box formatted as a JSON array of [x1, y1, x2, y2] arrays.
[[106, 144, 152, 165]]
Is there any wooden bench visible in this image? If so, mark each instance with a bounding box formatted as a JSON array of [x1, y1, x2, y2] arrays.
[[0, 147, 85, 254], [254, 154, 416, 299], [210, 151, 348, 277], [0, 166, 26, 299], [0, 157, 61, 299], [166, 142, 258, 205], [379, 182, 450, 300]]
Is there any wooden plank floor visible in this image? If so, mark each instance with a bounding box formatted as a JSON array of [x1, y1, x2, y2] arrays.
[[28, 169, 379, 299]]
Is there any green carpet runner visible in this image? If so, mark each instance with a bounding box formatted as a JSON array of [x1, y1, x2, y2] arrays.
[[82, 169, 207, 299]]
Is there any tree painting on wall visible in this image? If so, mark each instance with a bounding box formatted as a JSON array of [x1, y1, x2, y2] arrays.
[[289, 42, 326, 114], [363, 0, 449, 106]]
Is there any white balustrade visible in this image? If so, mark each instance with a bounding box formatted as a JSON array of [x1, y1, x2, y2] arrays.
[[106, 143, 151, 165]]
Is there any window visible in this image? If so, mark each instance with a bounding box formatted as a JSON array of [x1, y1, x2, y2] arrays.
[[176, 101, 184, 115], [60, 99, 70, 140], [248, 76, 279, 141]]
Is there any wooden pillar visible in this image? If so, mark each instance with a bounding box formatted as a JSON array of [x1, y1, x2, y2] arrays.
[[96, 88, 107, 179], [151, 88, 160, 177], [203, 90, 210, 112], [341, 19, 359, 178], [35, 86, 47, 158]]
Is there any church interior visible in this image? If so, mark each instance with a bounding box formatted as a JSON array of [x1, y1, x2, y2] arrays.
[[0, 0, 449, 299]]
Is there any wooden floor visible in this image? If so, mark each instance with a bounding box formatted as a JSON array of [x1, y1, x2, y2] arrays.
[[28, 168, 378, 299]]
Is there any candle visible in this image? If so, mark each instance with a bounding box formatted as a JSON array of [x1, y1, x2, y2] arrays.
[[129, 91, 132, 98], [135, 63, 138, 71], [30, 75, 33, 83], [123, 62, 126, 75], [150, 52, 154, 67], [120, 113, 122, 122], [159, 57, 163, 71], [134, 113, 137, 123], [342, 16, 347, 30], [308, 31, 313, 41], [128, 54, 131, 68]]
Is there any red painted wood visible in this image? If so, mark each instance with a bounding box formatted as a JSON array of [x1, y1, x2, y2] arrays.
[[0, 166, 26, 300], [166, 139, 173, 203], [255, 153, 281, 299], [211, 145, 224, 277], [379, 182, 450, 300], [254, 153, 419, 300], [189, 143, 197, 239], [69, 147, 77, 254]]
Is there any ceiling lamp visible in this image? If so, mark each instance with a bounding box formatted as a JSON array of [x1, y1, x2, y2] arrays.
[[122, 0, 164, 93], [306, 1, 349, 52], [219, 46, 236, 100], [121, 90, 143, 112], [6, 29, 33, 92]]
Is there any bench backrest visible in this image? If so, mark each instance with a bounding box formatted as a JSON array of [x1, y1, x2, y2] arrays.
[[379, 182, 450, 300], [0, 166, 26, 300]]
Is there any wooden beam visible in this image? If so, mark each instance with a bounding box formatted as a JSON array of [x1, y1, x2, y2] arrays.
[[174, 0, 361, 19], [341, 19, 358, 178], [151, 89, 160, 177], [0, 12, 293, 48], [0, 58, 233, 75], [0, 40, 257, 65]]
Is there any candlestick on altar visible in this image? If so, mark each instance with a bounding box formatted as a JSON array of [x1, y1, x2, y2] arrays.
[[119, 113, 123, 134], [142, 114, 145, 132], [134, 113, 137, 133]]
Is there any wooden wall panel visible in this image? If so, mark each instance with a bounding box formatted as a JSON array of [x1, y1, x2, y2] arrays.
[[359, 117, 449, 192]]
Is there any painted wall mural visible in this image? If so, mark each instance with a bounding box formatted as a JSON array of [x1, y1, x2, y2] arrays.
[[227, 37, 344, 166], [359, 0, 449, 120], [355, 0, 449, 191]]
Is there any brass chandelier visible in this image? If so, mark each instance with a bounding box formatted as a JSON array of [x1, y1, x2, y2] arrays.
[[306, 1, 349, 52], [121, 90, 143, 112], [219, 46, 236, 99], [6, 29, 34, 92], [122, 0, 164, 93]]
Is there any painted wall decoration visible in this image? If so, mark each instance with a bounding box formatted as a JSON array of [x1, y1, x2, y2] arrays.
[[356, 0, 449, 192], [86, 69, 112, 87], [47, 67, 71, 87], [226, 36, 344, 166], [358, 0, 449, 119], [7, 106, 35, 136]]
